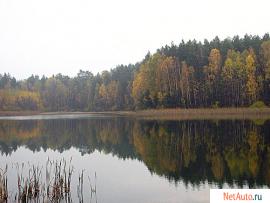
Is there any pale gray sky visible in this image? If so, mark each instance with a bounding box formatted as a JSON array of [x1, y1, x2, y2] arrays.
[[0, 0, 269, 79]]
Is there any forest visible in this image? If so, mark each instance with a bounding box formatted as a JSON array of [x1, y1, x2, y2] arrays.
[[1, 34, 270, 111]]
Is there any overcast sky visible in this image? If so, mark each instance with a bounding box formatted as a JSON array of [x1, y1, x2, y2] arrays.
[[0, 0, 269, 79]]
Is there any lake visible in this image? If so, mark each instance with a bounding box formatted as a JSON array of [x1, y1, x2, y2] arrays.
[[0, 115, 269, 202]]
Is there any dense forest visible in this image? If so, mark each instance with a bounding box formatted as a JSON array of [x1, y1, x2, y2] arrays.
[[1, 34, 270, 111]]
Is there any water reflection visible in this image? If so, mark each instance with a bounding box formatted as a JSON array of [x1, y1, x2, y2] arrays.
[[0, 117, 269, 188]]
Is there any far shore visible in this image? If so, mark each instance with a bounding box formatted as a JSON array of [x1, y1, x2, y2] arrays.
[[1, 107, 270, 120], [116, 107, 270, 120]]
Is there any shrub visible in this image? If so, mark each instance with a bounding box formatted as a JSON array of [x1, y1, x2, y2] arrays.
[[250, 101, 267, 108], [212, 101, 220, 109]]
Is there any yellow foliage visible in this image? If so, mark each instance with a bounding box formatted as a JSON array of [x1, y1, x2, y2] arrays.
[[0, 89, 42, 111]]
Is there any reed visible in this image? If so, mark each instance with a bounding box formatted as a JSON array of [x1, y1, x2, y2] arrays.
[[0, 157, 96, 202], [88, 172, 97, 203], [46, 158, 74, 202], [16, 163, 43, 202], [0, 165, 8, 202]]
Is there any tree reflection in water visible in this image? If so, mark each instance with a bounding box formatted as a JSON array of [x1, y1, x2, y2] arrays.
[[0, 117, 269, 188]]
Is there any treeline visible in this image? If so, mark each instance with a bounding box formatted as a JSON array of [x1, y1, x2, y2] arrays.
[[0, 65, 137, 111], [1, 34, 270, 111]]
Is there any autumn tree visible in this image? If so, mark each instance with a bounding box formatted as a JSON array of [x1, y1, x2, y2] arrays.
[[42, 77, 68, 111], [132, 53, 164, 108], [180, 61, 196, 107], [204, 49, 222, 105], [245, 52, 258, 104], [260, 41, 270, 103], [156, 56, 180, 107]]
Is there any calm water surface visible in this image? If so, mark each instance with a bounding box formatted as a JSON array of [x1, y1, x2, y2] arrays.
[[0, 115, 269, 202]]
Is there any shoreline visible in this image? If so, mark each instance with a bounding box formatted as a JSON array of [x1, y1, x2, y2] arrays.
[[1, 107, 270, 120], [117, 108, 270, 120]]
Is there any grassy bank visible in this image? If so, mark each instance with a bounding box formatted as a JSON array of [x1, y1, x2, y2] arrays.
[[0, 111, 40, 116], [1, 108, 270, 120], [111, 107, 270, 120]]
